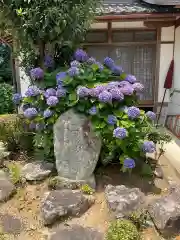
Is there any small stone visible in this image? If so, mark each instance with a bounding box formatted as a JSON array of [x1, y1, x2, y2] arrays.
[[49, 225, 103, 240], [22, 161, 54, 181], [105, 185, 145, 219], [0, 179, 15, 202], [148, 185, 180, 237], [41, 189, 94, 225], [0, 214, 23, 234], [154, 166, 163, 179]]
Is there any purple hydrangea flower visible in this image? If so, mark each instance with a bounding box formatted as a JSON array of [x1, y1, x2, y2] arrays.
[[104, 57, 114, 68], [43, 109, 54, 118], [24, 107, 38, 119], [96, 62, 104, 71], [29, 122, 36, 130], [25, 86, 40, 97], [87, 57, 96, 65], [107, 81, 120, 89], [125, 74, 137, 84], [44, 88, 56, 98], [119, 81, 131, 88], [107, 115, 117, 125], [124, 158, 135, 169], [77, 86, 89, 97], [111, 65, 123, 75], [56, 72, 67, 85], [70, 60, 81, 67], [89, 85, 106, 97], [142, 141, 156, 153], [146, 111, 156, 121], [98, 91, 112, 103], [88, 106, 97, 115], [74, 49, 88, 62], [68, 67, 80, 77], [127, 106, 140, 119], [132, 83, 144, 93], [12, 93, 22, 105], [35, 123, 45, 131], [56, 87, 66, 98], [44, 55, 54, 68], [46, 96, 59, 106], [109, 88, 124, 101], [113, 127, 127, 139], [30, 67, 44, 79], [120, 86, 134, 96]]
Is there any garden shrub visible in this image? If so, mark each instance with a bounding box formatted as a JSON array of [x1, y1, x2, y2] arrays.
[[13, 49, 160, 170], [81, 184, 95, 195], [0, 114, 33, 152], [106, 219, 141, 240], [0, 83, 14, 114]]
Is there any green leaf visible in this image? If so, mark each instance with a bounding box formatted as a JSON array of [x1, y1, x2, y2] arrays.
[[69, 93, 77, 101], [141, 163, 153, 177]]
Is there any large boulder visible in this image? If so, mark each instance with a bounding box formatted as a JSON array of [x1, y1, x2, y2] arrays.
[[41, 189, 94, 225], [54, 109, 101, 185], [49, 225, 103, 240], [148, 185, 180, 237], [0, 176, 15, 202], [105, 185, 145, 219]]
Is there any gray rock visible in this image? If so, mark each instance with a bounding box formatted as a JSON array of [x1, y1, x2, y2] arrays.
[[0, 178, 15, 202], [41, 189, 94, 225], [49, 225, 103, 240], [22, 161, 54, 181], [148, 186, 180, 236], [105, 185, 145, 219], [48, 176, 96, 190], [54, 110, 101, 183], [0, 170, 9, 180], [0, 214, 23, 234]]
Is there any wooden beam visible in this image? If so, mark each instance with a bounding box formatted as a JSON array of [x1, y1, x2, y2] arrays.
[[144, 20, 176, 28], [175, 17, 180, 28]]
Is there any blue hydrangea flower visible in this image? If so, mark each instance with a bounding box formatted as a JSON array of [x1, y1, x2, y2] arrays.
[[56, 72, 67, 85], [96, 62, 104, 71], [30, 67, 44, 79], [70, 60, 81, 67], [12, 93, 22, 105], [109, 88, 124, 101], [111, 65, 123, 75], [98, 91, 112, 103], [68, 67, 80, 77], [88, 106, 97, 115], [87, 57, 96, 65], [146, 111, 156, 121], [56, 87, 66, 98], [74, 49, 88, 62], [44, 88, 56, 98], [113, 127, 127, 139], [132, 83, 144, 93], [25, 86, 40, 97], [124, 158, 135, 169], [127, 106, 140, 119], [107, 115, 117, 125], [104, 57, 114, 68], [24, 108, 38, 119], [77, 86, 89, 97], [142, 141, 156, 153], [43, 109, 54, 118], [46, 96, 59, 106], [44, 55, 54, 68], [125, 74, 137, 84], [89, 85, 106, 97], [120, 86, 134, 96]]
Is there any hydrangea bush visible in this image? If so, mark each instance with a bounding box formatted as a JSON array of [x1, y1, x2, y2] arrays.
[[13, 49, 157, 170]]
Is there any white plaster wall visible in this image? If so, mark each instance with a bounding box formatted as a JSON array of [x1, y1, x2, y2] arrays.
[[168, 26, 180, 115], [161, 26, 175, 42]]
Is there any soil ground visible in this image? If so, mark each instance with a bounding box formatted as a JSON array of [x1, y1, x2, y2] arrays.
[[0, 154, 179, 240]]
